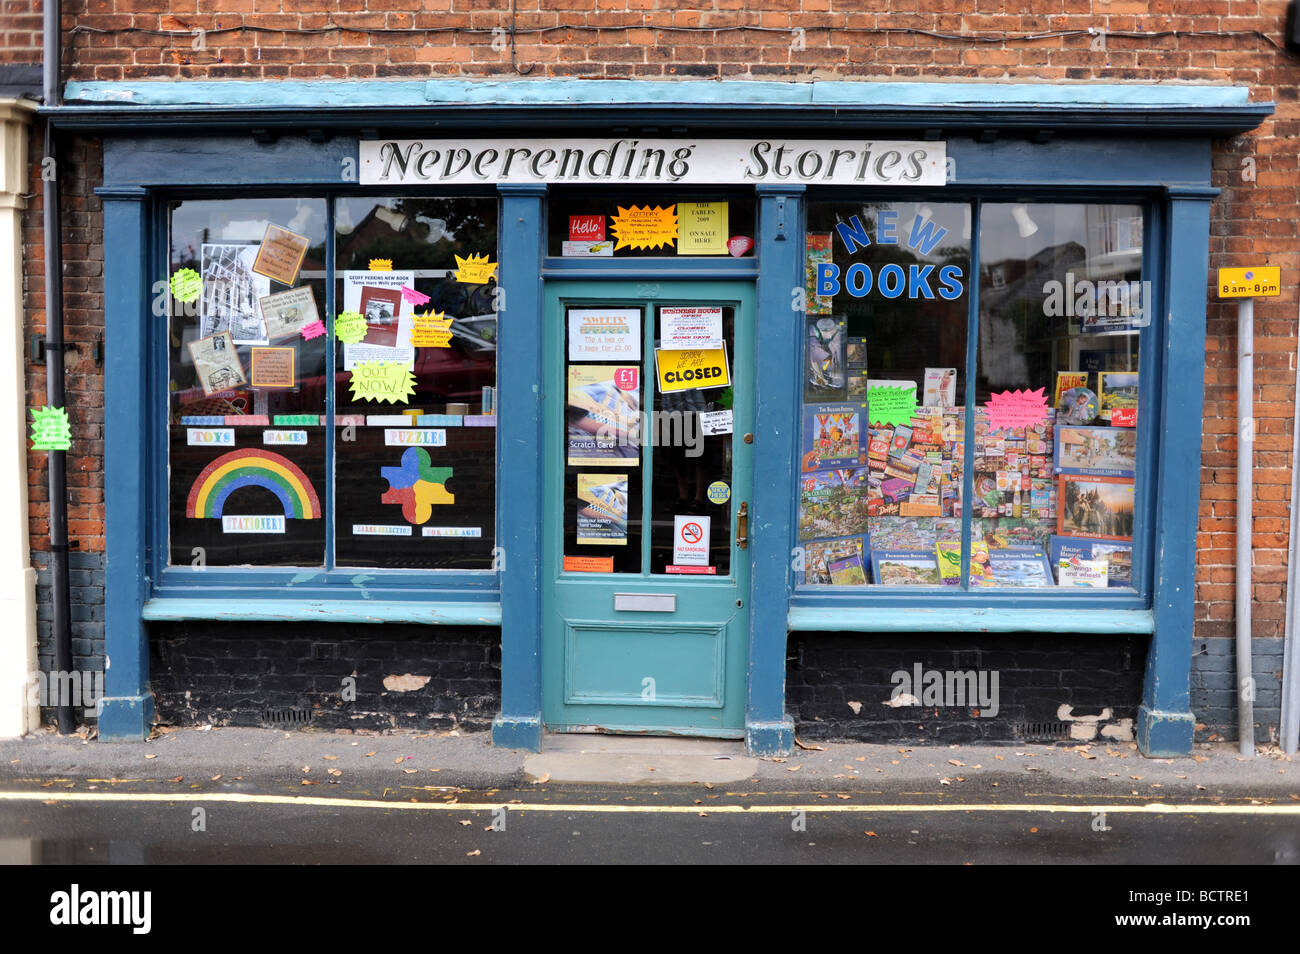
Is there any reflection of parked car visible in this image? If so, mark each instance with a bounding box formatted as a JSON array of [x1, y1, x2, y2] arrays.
[[169, 314, 498, 416]]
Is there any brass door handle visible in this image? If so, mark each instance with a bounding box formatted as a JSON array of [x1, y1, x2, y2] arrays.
[[736, 501, 748, 550]]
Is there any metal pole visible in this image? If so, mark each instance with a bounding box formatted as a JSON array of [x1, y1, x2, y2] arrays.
[[1281, 293, 1300, 755], [1236, 296, 1255, 756], [43, 0, 74, 734]]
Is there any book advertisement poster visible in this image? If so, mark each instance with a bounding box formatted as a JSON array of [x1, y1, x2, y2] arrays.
[[341, 270, 416, 370]]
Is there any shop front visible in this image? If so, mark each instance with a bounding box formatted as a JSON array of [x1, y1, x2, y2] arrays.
[[63, 80, 1270, 756]]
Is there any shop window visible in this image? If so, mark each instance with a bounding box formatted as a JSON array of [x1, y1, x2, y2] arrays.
[[799, 200, 1145, 591], [547, 188, 756, 259], [166, 196, 499, 572]]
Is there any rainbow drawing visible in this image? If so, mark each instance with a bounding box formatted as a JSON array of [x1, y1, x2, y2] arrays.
[[186, 448, 321, 519]]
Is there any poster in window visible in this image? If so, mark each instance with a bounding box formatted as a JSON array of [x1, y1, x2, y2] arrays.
[[872, 550, 941, 585], [677, 202, 729, 255], [251, 223, 311, 286], [1050, 535, 1133, 587], [259, 286, 319, 341], [568, 307, 641, 361], [1097, 371, 1139, 425], [199, 243, 271, 344], [801, 403, 868, 472], [249, 346, 297, 389], [805, 316, 846, 402], [803, 535, 868, 585], [805, 234, 833, 316], [576, 473, 628, 545], [341, 270, 416, 370], [1057, 474, 1134, 541], [187, 331, 247, 396], [798, 466, 870, 541], [567, 365, 640, 466], [1054, 425, 1136, 478]]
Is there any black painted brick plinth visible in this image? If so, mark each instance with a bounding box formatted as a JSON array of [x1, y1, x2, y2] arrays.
[[786, 632, 1146, 744], [148, 622, 501, 732]]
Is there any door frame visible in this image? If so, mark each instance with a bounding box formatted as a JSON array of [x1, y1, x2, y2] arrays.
[[540, 279, 756, 738]]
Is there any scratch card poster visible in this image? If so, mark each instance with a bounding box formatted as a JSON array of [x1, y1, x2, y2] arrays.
[[567, 365, 641, 466]]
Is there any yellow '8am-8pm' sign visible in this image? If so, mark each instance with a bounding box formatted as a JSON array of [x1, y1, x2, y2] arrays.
[[655, 346, 731, 393], [1218, 266, 1280, 298]]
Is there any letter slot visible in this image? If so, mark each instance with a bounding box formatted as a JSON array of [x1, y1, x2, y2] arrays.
[[613, 593, 677, 613]]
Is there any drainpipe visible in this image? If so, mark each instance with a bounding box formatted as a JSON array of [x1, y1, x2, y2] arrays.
[[1236, 296, 1254, 757], [1281, 292, 1300, 756], [43, 0, 74, 734]]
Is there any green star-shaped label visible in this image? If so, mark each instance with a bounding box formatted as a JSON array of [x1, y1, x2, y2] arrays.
[[30, 406, 72, 451], [170, 268, 202, 303], [335, 311, 368, 345]]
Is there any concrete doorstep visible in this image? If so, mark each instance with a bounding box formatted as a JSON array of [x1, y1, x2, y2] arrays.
[[524, 735, 758, 785]]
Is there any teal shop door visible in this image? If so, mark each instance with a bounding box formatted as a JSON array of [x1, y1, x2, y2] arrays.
[[542, 281, 755, 737]]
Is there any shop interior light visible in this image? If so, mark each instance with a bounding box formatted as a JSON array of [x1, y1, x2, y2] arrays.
[[288, 201, 314, 234], [1011, 204, 1039, 239], [962, 205, 972, 240], [335, 201, 356, 235]]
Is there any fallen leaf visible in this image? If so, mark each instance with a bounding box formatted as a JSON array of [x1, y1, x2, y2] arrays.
[[168, 776, 183, 783], [794, 737, 826, 751], [300, 779, 319, 786], [847, 701, 863, 714], [327, 769, 342, 777], [322, 755, 338, 761], [836, 794, 851, 800], [210, 774, 221, 781], [144, 754, 157, 760], [1030, 827, 1038, 833], [995, 755, 1004, 761], [533, 773, 550, 784], [394, 757, 404, 765], [948, 759, 964, 767], [365, 751, 376, 757], [855, 757, 866, 762], [704, 782, 714, 789], [865, 831, 878, 837], [466, 849, 481, 857], [459, 820, 471, 826], [402, 769, 418, 774], [302, 766, 311, 774], [939, 777, 952, 785], [786, 765, 802, 772]]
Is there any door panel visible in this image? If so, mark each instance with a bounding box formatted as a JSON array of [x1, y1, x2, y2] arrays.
[[542, 280, 754, 736]]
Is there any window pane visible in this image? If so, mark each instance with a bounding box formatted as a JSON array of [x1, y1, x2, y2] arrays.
[[167, 198, 328, 567], [799, 200, 971, 586], [333, 196, 499, 569], [976, 203, 1143, 589], [547, 188, 756, 258]]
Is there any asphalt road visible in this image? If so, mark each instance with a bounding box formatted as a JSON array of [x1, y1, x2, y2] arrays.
[[4, 788, 1298, 865]]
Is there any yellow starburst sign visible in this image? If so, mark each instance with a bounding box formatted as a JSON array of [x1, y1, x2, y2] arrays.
[[368, 258, 393, 272], [349, 361, 417, 404], [454, 253, 498, 284], [610, 205, 678, 251], [411, 310, 453, 348]]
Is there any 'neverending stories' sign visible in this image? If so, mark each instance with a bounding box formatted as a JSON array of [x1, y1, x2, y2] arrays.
[[360, 139, 946, 186]]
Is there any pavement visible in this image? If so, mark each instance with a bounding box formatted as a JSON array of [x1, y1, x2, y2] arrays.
[[2, 727, 1297, 866], [0, 724, 1295, 800]]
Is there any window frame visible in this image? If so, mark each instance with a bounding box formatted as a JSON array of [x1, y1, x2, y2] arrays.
[[147, 186, 503, 603], [789, 187, 1164, 612]]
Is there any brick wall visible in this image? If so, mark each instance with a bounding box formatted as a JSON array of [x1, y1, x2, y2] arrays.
[[149, 622, 502, 731], [7, 3, 1300, 731], [787, 632, 1148, 743]]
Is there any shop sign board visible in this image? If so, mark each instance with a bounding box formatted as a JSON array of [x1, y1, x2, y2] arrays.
[[362, 139, 946, 187]]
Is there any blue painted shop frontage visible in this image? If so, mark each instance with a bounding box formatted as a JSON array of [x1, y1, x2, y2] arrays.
[[50, 80, 1271, 756]]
